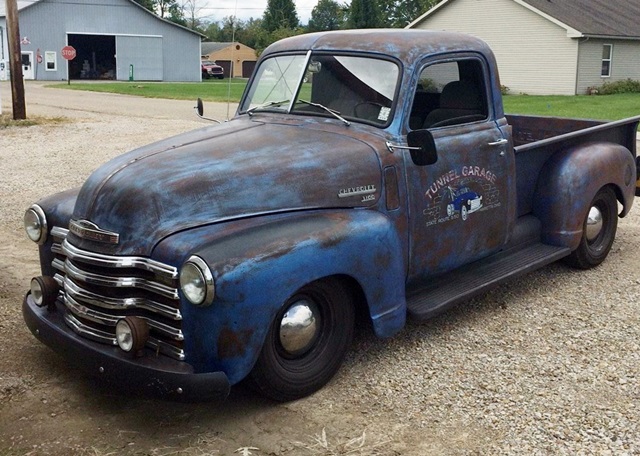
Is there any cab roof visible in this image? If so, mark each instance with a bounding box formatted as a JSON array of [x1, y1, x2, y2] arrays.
[[262, 29, 495, 65]]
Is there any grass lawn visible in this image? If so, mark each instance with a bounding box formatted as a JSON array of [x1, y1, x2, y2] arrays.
[[47, 81, 640, 123], [503, 93, 640, 122], [47, 79, 248, 103]]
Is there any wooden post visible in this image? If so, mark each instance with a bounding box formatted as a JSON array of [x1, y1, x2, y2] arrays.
[[5, 0, 26, 119]]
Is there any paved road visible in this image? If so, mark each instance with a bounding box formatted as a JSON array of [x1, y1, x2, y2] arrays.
[[0, 80, 238, 122]]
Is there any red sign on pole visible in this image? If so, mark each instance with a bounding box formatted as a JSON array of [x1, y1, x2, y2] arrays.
[[61, 45, 76, 61]]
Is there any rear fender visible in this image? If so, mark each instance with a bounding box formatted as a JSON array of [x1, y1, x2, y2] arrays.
[[533, 142, 635, 249], [174, 210, 406, 384]]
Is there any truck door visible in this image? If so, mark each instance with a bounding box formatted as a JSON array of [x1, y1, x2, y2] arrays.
[[405, 56, 513, 284]]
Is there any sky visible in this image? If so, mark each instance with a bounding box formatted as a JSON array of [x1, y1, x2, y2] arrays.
[[197, 0, 351, 25]]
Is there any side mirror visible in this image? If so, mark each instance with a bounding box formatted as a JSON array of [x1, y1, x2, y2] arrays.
[[193, 98, 221, 123], [407, 129, 438, 166]]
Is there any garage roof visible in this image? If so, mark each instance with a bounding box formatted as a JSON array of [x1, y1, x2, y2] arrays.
[[0, 0, 204, 37]]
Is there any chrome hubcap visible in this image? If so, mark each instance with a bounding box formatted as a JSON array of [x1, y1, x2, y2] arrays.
[[586, 206, 603, 242], [279, 300, 320, 356]]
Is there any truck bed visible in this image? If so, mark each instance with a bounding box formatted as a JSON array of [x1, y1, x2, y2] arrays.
[[507, 114, 640, 217]]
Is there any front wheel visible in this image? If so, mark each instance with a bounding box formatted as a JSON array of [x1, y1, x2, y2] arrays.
[[248, 279, 355, 402], [564, 186, 618, 269]]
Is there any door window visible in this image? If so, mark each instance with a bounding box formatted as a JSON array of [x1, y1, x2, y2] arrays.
[[410, 59, 488, 130]]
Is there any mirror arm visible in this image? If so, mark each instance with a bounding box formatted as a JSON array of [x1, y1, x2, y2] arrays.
[[194, 106, 222, 124], [386, 141, 422, 153]]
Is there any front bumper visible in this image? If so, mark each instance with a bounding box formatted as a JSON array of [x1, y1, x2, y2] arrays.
[[23, 292, 230, 401]]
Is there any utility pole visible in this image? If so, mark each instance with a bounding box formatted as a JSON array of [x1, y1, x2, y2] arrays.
[[5, 0, 26, 119]]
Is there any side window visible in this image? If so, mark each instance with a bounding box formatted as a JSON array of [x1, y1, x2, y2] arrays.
[[410, 59, 489, 130]]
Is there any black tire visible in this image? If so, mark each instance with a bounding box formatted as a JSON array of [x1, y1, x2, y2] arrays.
[[564, 186, 618, 269], [461, 203, 469, 221], [248, 279, 355, 402]]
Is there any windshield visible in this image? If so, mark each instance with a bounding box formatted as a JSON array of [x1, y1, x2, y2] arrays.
[[241, 53, 400, 127]]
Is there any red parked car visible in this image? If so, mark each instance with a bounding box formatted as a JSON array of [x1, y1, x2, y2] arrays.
[[201, 60, 224, 79]]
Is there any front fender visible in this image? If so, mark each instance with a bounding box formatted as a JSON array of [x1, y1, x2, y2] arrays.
[[34, 188, 79, 276], [156, 210, 406, 384], [533, 142, 635, 249]]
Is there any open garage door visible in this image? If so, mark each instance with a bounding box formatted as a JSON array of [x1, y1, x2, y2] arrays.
[[116, 36, 163, 81], [68, 34, 116, 80]]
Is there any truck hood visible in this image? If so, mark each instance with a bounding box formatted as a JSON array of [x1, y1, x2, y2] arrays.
[[71, 119, 382, 255]]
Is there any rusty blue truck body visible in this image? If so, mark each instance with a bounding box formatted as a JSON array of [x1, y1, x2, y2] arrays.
[[22, 30, 640, 401]]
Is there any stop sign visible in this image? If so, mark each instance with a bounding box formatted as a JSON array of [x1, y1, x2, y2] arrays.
[[61, 46, 76, 61]]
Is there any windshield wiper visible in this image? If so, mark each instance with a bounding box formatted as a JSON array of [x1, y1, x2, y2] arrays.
[[246, 99, 290, 116], [297, 99, 351, 126]]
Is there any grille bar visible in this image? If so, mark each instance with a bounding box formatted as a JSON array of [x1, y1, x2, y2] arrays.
[[63, 276, 182, 321], [64, 259, 179, 300], [65, 292, 184, 340], [62, 239, 178, 279], [65, 313, 185, 360]]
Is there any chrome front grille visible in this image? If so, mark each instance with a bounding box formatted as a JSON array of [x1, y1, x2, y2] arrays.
[[50, 227, 185, 360]]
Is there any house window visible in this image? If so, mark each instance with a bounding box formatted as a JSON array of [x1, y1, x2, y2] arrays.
[[601, 44, 612, 77], [45, 51, 56, 71]]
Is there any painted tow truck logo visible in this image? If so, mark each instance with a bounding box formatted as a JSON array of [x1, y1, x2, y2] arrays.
[[423, 166, 501, 227]]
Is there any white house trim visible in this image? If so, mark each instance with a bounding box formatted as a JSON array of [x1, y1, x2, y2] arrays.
[[407, 0, 453, 28]]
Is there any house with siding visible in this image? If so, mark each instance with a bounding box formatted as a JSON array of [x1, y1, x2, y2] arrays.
[[201, 42, 257, 78], [408, 0, 640, 95], [0, 0, 203, 82]]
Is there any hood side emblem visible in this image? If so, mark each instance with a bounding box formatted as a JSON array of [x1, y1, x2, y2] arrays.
[[338, 184, 377, 199], [69, 220, 120, 245]]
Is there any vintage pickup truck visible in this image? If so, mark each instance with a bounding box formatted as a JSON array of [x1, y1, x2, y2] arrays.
[[22, 29, 640, 402]]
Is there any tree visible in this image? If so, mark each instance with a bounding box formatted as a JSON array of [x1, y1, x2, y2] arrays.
[[132, 0, 187, 27], [377, 0, 439, 28], [237, 18, 267, 50], [181, 0, 206, 30], [346, 0, 382, 29], [262, 0, 299, 32], [166, 3, 187, 27], [132, 0, 155, 12], [217, 16, 242, 42], [203, 20, 222, 41], [307, 0, 346, 32], [255, 26, 304, 56]]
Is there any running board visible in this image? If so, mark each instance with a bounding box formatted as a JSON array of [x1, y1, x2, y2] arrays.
[[406, 243, 571, 320]]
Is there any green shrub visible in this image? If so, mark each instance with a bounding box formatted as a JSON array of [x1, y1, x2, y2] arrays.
[[597, 79, 640, 95]]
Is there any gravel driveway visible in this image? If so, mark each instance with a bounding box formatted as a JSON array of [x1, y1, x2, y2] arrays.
[[1, 81, 639, 455]]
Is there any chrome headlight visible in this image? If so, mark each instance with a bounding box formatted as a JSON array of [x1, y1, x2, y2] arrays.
[[24, 205, 48, 244], [179, 256, 214, 306]]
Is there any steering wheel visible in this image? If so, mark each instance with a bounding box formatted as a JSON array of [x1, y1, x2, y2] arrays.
[[354, 102, 385, 120]]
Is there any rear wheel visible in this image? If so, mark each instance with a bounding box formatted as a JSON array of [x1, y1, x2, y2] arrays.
[[249, 279, 355, 402], [564, 186, 618, 269]]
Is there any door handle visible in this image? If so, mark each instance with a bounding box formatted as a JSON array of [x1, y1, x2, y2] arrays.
[[488, 138, 508, 146]]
